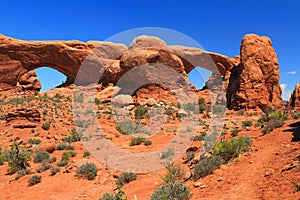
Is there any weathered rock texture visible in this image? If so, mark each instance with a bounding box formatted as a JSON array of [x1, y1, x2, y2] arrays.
[[226, 34, 283, 110], [287, 84, 300, 109], [0, 33, 283, 110]]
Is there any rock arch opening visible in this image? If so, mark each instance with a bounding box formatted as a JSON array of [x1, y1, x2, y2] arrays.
[[187, 66, 212, 90], [35, 67, 67, 92]]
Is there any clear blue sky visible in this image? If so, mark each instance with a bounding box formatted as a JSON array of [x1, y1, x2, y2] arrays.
[[0, 0, 299, 99]]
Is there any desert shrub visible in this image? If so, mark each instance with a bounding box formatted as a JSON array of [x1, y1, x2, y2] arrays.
[[50, 166, 60, 176], [76, 162, 98, 180], [99, 186, 127, 200], [116, 121, 136, 135], [49, 156, 57, 163], [150, 182, 191, 200], [183, 103, 196, 112], [83, 151, 91, 157], [261, 119, 284, 134], [161, 148, 175, 159], [162, 163, 185, 184], [28, 175, 41, 186], [37, 163, 51, 173], [116, 172, 137, 186], [0, 150, 5, 165], [193, 156, 223, 180], [134, 105, 149, 121], [129, 136, 145, 146], [231, 128, 239, 137], [198, 98, 207, 113], [42, 122, 50, 130], [186, 151, 195, 162], [4, 143, 31, 174], [57, 160, 68, 167], [268, 111, 289, 121], [191, 132, 206, 141], [212, 105, 226, 114], [62, 128, 82, 143], [28, 138, 41, 145], [242, 120, 253, 128], [293, 112, 300, 119], [61, 151, 76, 161], [144, 140, 152, 146], [34, 151, 50, 163], [204, 132, 219, 151], [15, 169, 31, 180], [213, 136, 252, 162], [55, 143, 74, 150]]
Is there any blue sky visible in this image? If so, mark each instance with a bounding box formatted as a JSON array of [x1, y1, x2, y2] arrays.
[[0, 0, 299, 99]]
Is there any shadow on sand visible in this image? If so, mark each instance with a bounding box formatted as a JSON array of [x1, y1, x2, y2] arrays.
[[284, 121, 300, 142]]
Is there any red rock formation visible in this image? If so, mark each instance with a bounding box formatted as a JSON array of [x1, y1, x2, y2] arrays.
[[226, 34, 283, 110], [287, 84, 300, 109], [0, 34, 283, 110]]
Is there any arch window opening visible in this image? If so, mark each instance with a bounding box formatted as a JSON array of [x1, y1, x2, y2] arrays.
[[187, 67, 212, 90], [35, 67, 67, 92]]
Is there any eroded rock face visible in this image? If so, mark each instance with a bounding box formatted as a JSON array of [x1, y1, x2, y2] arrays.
[[288, 84, 300, 109], [226, 34, 283, 110], [0, 34, 283, 110]]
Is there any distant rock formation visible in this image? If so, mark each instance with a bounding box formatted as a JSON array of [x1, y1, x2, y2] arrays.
[[0, 33, 283, 110], [287, 84, 300, 109]]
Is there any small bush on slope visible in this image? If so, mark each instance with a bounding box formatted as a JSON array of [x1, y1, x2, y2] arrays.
[[213, 136, 252, 163]]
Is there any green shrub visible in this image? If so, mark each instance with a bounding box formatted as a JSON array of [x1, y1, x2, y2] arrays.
[[116, 172, 137, 186], [268, 111, 289, 121], [37, 163, 51, 173], [293, 112, 300, 119], [28, 175, 41, 186], [204, 132, 219, 151], [62, 128, 82, 143], [162, 163, 185, 184], [57, 160, 68, 167], [28, 138, 41, 145], [160, 148, 175, 159], [150, 182, 191, 200], [164, 107, 173, 116], [212, 105, 226, 114], [144, 140, 152, 146], [191, 132, 206, 141], [198, 98, 207, 113], [117, 121, 136, 135], [231, 128, 239, 137], [134, 105, 149, 121], [0, 150, 5, 165], [15, 169, 31, 180], [183, 103, 196, 112], [193, 156, 223, 180], [42, 122, 50, 130], [261, 119, 284, 135], [50, 166, 60, 176], [242, 120, 252, 128], [129, 136, 145, 146], [99, 185, 127, 200], [34, 151, 50, 163], [83, 151, 91, 157], [55, 143, 74, 150], [76, 162, 98, 180], [213, 136, 252, 162], [49, 156, 57, 163], [4, 143, 31, 174]]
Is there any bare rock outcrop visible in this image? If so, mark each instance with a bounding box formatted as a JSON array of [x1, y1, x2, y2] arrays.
[[226, 34, 283, 110], [287, 84, 300, 109]]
